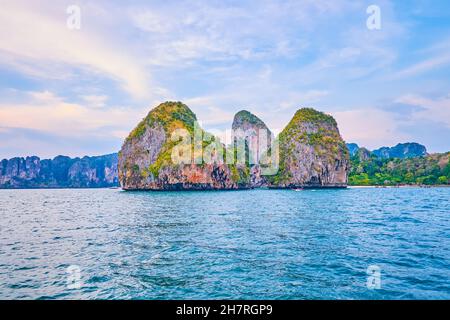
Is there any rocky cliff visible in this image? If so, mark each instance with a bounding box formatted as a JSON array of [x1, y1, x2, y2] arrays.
[[355, 147, 372, 162], [118, 101, 251, 190], [231, 110, 272, 187], [347, 142, 427, 160], [372, 143, 427, 159], [0, 154, 118, 189], [268, 108, 349, 188]]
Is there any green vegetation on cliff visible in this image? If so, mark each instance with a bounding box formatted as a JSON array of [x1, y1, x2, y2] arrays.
[[285, 108, 337, 129], [278, 108, 345, 150], [232, 110, 267, 128], [225, 142, 251, 185], [126, 101, 197, 143], [270, 108, 348, 185], [125, 102, 250, 184], [124, 102, 199, 179], [349, 152, 450, 186], [120, 103, 349, 189]]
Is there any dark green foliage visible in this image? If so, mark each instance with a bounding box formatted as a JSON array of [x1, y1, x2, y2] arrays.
[[233, 110, 267, 128], [287, 108, 337, 128], [125, 101, 197, 143], [225, 138, 252, 184], [349, 152, 450, 186]]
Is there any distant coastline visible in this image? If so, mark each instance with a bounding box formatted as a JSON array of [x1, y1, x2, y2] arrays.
[[1, 184, 449, 191], [348, 184, 450, 188], [1, 149, 449, 190]]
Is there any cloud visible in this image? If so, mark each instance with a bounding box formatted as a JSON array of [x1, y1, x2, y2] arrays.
[[81, 95, 108, 108], [332, 93, 450, 152], [332, 108, 410, 149], [389, 33, 450, 79], [0, 90, 147, 140], [1, 0, 449, 157], [183, 96, 236, 127], [277, 91, 330, 110], [128, 0, 355, 66], [130, 9, 174, 33], [182, 64, 331, 131], [395, 94, 450, 127], [392, 53, 450, 79], [0, 127, 120, 159], [0, 1, 151, 99]]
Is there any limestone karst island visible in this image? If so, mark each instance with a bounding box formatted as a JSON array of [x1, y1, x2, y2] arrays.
[[118, 101, 349, 190]]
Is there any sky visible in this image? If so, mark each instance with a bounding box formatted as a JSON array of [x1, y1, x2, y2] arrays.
[[0, 0, 450, 159]]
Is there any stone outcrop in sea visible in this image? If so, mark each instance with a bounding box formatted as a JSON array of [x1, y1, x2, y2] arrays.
[[266, 108, 349, 188], [118, 102, 349, 190], [118, 102, 251, 190]]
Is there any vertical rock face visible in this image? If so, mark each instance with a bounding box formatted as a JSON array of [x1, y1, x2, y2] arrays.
[[231, 110, 272, 187], [232, 110, 272, 164], [0, 154, 118, 188], [268, 108, 349, 188], [118, 101, 248, 190], [356, 147, 372, 162]]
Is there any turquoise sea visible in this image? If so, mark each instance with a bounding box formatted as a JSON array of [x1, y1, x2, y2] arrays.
[[0, 187, 449, 299]]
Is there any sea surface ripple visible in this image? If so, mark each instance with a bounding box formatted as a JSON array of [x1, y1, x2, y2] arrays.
[[0, 187, 449, 299]]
